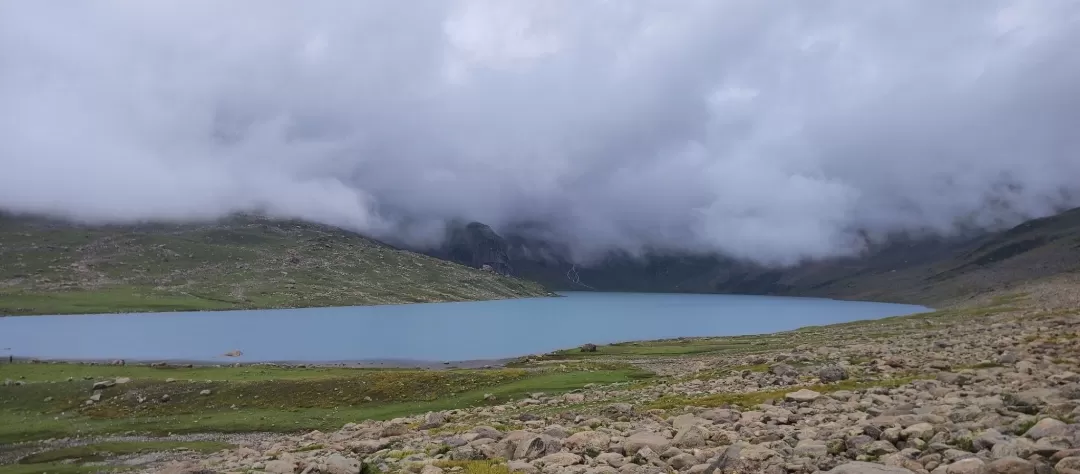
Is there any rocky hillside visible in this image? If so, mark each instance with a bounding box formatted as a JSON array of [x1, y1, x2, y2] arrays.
[[118, 279, 1080, 474], [0, 215, 551, 316], [433, 208, 1080, 306]]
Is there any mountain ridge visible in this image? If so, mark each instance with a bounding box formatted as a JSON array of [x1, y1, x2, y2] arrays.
[[433, 207, 1080, 306]]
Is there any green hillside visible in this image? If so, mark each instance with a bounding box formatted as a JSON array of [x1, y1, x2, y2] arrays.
[[0, 215, 552, 316]]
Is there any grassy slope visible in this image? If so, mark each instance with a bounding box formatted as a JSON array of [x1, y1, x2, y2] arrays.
[[743, 207, 1080, 305], [0, 362, 651, 444], [0, 215, 551, 316]]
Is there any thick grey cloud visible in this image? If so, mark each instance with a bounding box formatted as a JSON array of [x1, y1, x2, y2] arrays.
[[2, 0, 1079, 264]]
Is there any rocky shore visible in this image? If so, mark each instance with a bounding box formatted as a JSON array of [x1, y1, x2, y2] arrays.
[[131, 281, 1080, 474]]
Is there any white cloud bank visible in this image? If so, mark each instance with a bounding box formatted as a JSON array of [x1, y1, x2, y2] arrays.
[[2, 0, 1079, 264]]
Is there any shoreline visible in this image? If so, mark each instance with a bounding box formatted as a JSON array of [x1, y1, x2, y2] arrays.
[[3, 355, 517, 370]]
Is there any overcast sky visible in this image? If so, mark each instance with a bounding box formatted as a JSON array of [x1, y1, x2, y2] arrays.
[[2, 1, 1079, 264]]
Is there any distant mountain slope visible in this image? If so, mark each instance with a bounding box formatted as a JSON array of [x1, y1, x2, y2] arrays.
[[435, 208, 1080, 306], [770, 206, 1080, 305], [0, 215, 551, 316]]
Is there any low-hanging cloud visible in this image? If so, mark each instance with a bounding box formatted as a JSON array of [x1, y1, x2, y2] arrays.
[[2, 0, 1079, 265]]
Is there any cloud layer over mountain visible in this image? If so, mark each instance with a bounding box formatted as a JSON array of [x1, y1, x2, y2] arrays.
[[2, 1, 1079, 264]]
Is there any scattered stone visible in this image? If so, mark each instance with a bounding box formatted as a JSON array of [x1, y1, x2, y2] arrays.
[[672, 425, 708, 449], [514, 434, 561, 460], [784, 389, 822, 402], [1024, 418, 1068, 440], [623, 431, 671, 455], [826, 461, 917, 473], [947, 458, 987, 474], [199, 389, 212, 396], [264, 459, 294, 473], [537, 452, 582, 467], [818, 365, 849, 383], [986, 457, 1035, 474], [770, 363, 798, 377], [92, 380, 116, 390], [565, 430, 611, 454], [325, 453, 362, 474], [421, 411, 448, 429]]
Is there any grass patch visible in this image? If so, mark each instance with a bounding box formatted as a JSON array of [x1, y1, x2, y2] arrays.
[[645, 375, 923, 410], [18, 441, 231, 464], [0, 288, 237, 316], [0, 363, 651, 443], [433, 460, 511, 474], [0, 464, 130, 474]]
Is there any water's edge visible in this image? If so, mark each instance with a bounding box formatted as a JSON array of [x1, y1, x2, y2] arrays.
[[0, 292, 931, 365]]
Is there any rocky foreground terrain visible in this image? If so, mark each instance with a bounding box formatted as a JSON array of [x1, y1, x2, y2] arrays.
[[127, 277, 1080, 474]]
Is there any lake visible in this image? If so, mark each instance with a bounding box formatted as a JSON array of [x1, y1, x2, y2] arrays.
[[0, 292, 928, 364]]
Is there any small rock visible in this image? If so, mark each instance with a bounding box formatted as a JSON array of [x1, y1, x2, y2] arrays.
[[381, 423, 409, 437], [508, 460, 539, 474], [1056, 457, 1080, 473], [986, 457, 1035, 474], [785, 389, 822, 402], [998, 352, 1020, 364], [604, 403, 634, 416], [422, 411, 448, 429], [1024, 418, 1067, 441], [668, 453, 697, 470], [92, 380, 116, 390], [819, 365, 849, 383], [946, 458, 986, 474], [199, 389, 212, 396], [902, 423, 936, 441], [672, 425, 708, 449], [770, 363, 798, 377], [565, 430, 610, 454], [537, 452, 583, 467], [325, 453, 362, 474], [264, 459, 295, 474], [624, 431, 671, 455]]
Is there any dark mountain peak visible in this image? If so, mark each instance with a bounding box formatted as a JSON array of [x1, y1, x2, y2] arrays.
[[439, 221, 513, 275]]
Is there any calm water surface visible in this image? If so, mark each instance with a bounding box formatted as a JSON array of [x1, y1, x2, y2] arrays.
[[0, 292, 928, 363]]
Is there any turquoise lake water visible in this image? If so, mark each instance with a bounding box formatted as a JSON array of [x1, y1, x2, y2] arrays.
[[0, 292, 928, 363]]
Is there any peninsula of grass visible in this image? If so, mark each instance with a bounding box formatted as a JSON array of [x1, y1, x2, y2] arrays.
[[0, 362, 651, 444], [18, 441, 232, 465]]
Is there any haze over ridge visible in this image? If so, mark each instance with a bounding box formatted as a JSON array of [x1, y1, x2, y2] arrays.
[[2, 1, 1079, 265]]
